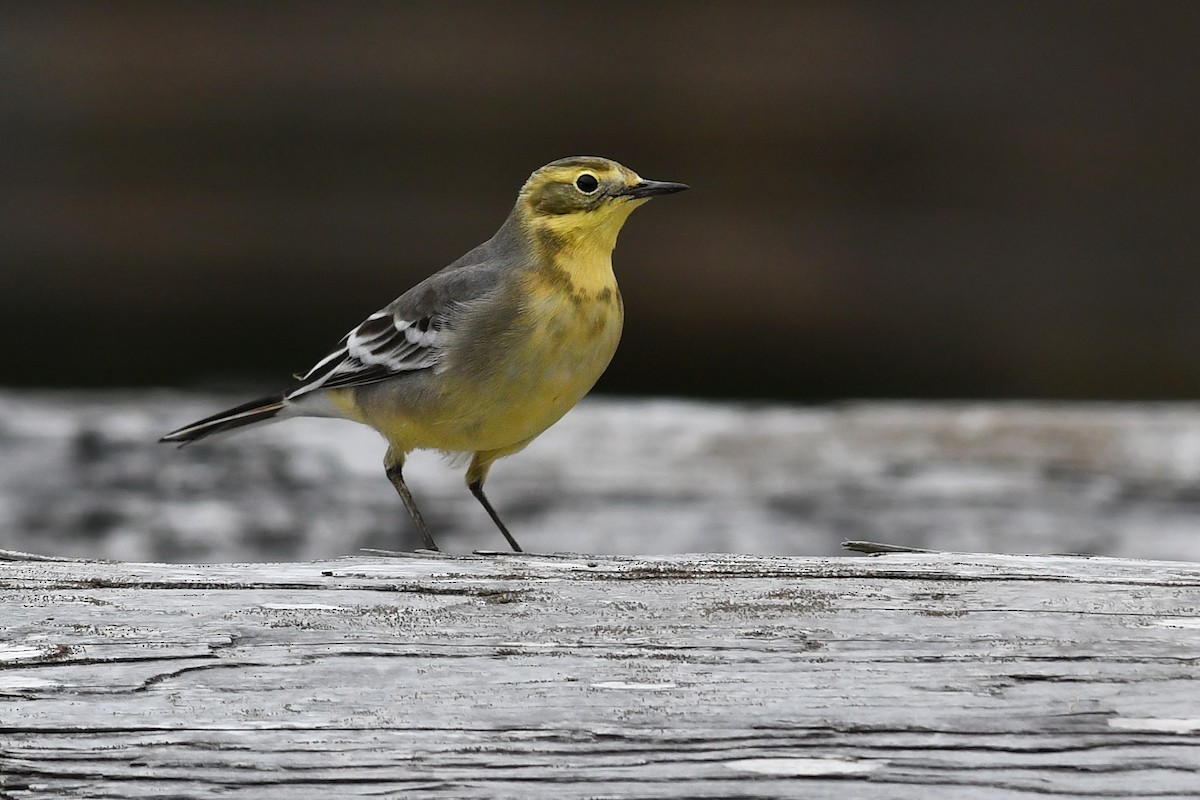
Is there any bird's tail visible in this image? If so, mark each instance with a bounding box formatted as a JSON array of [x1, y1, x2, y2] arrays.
[[160, 394, 289, 445]]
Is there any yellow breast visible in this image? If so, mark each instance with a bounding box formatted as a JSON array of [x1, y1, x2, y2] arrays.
[[462, 270, 621, 449], [519, 273, 623, 398], [338, 272, 622, 455], [337, 199, 633, 456]]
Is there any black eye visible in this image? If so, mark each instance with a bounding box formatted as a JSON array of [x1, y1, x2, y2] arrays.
[[575, 173, 599, 194]]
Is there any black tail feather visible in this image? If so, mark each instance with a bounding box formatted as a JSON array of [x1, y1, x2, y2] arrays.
[[160, 394, 287, 445]]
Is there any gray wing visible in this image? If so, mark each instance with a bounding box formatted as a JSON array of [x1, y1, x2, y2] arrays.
[[285, 263, 502, 400]]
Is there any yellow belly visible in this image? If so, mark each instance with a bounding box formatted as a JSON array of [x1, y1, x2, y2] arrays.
[[335, 277, 623, 456]]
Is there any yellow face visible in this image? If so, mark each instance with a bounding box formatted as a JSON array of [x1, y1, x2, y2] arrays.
[[519, 156, 646, 220], [517, 157, 688, 257]]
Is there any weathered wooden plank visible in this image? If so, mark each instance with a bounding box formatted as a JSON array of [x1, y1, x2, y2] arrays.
[[2, 551, 1200, 798], [5, 392, 1200, 562]]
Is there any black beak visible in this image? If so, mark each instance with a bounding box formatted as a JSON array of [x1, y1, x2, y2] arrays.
[[621, 179, 690, 199]]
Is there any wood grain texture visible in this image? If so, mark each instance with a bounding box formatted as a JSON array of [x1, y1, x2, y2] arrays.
[[3, 550, 1200, 798]]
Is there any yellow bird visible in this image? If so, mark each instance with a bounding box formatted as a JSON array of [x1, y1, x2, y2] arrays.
[[161, 156, 688, 552]]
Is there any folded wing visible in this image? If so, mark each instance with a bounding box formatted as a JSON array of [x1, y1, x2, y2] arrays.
[[285, 262, 503, 400]]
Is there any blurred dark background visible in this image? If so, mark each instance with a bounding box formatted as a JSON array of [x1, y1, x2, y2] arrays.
[[3, 2, 1199, 401]]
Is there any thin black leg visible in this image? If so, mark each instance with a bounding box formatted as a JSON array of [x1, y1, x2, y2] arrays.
[[469, 480, 522, 552], [385, 460, 438, 551]]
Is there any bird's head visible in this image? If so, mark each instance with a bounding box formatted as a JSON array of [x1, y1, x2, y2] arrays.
[[516, 156, 688, 257]]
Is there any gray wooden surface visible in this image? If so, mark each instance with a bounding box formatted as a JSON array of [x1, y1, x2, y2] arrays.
[[3, 549, 1200, 798], [5, 392, 1200, 562]]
